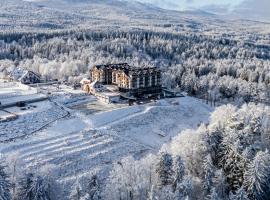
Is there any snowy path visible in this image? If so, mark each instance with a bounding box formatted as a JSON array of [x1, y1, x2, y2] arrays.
[[106, 97, 213, 148], [101, 105, 155, 128]]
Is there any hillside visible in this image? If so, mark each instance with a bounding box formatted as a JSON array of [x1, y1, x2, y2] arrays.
[[0, 0, 269, 34], [0, 1, 270, 199], [0, 94, 212, 199]]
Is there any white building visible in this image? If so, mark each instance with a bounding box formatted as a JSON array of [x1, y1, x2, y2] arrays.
[[81, 78, 120, 104]]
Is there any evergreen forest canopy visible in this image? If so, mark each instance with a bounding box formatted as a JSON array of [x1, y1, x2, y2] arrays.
[[0, 28, 269, 104], [0, 1, 270, 200]]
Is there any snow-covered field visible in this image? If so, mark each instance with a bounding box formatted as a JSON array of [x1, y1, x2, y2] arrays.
[[0, 82, 47, 106], [0, 87, 213, 198], [0, 82, 36, 99], [0, 101, 69, 142]]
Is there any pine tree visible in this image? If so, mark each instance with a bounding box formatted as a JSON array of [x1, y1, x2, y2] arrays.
[[17, 173, 51, 200], [220, 139, 246, 191], [206, 130, 223, 167], [70, 179, 83, 200], [208, 188, 222, 200], [156, 153, 173, 187], [147, 185, 158, 200], [0, 164, 11, 200], [86, 175, 100, 200], [243, 151, 270, 200], [17, 173, 34, 200], [173, 156, 185, 192], [229, 187, 249, 200], [174, 176, 192, 200], [212, 169, 228, 199], [203, 154, 215, 195]]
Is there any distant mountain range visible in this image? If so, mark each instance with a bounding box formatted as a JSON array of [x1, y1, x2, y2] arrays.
[[0, 0, 268, 32]]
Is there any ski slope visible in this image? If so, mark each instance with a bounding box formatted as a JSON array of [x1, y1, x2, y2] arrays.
[[0, 96, 213, 198]]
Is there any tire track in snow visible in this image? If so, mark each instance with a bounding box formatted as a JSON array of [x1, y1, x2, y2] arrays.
[[20, 134, 107, 160], [24, 137, 116, 167]]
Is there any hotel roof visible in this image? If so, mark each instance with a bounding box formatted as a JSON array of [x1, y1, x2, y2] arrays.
[[93, 63, 160, 77]]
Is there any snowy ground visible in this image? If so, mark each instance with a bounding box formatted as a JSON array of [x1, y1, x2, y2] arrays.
[[0, 82, 37, 98], [0, 101, 69, 142], [0, 86, 213, 198], [0, 81, 47, 106]]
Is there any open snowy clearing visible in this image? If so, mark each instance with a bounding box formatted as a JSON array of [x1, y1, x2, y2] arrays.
[[0, 95, 213, 198], [71, 100, 129, 115], [0, 82, 37, 97], [0, 101, 69, 142]]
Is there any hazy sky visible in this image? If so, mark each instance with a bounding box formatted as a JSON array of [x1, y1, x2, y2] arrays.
[[135, 0, 243, 10], [23, 0, 270, 21], [134, 0, 270, 21]]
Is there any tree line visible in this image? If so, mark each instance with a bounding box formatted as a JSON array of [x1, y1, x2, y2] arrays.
[[0, 29, 269, 104]]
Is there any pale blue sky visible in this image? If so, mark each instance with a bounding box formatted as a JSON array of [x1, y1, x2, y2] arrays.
[[134, 0, 244, 10], [133, 0, 270, 21]]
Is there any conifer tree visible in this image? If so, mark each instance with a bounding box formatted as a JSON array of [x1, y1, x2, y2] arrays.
[[69, 179, 83, 200], [0, 164, 11, 200], [17, 173, 51, 200], [229, 187, 249, 200], [208, 188, 222, 200], [243, 151, 270, 200], [86, 175, 100, 200], [203, 154, 215, 195], [173, 156, 185, 192], [156, 153, 173, 187], [213, 169, 228, 199]]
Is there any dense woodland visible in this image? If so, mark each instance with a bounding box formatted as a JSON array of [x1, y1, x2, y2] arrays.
[[0, 29, 269, 104], [0, 27, 270, 200], [0, 0, 270, 199]]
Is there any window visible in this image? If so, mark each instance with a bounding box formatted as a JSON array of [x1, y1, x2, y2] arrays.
[[152, 75, 156, 86]]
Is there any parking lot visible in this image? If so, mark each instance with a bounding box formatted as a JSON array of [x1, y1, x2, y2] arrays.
[[70, 100, 128, 115]]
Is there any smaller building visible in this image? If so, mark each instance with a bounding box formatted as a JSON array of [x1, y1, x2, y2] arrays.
[[81, 79, 120, 103], [10, 68, 41, 84], [95, 91, 120, 104], [19, 71, 41, 84], [80, 78, 91, 92]]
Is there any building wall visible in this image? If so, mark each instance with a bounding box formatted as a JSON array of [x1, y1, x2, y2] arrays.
[[129, 71, 161, 89], [91, 67, 105, 83]]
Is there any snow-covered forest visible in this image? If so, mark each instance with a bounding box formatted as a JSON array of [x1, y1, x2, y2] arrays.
[[1, 0, 270, 200], [0, 29, 270, 104], [1, 103, 270, 199], [103, 103, 270, 200]]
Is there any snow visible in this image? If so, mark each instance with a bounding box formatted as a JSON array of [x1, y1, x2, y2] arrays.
[[89, 106, 143, 127], [0, 90, 213, 198], [9, 67, 28, 81], [4, 100, 52, 116], [0, 82, 37, 97], [71, 99, 129, 115], [0, 110, 16, 121], [0, 82, 47, 107], [104, 97, 213, 148], [0, 101, 69, 142], [0, 93, 47, 106]]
